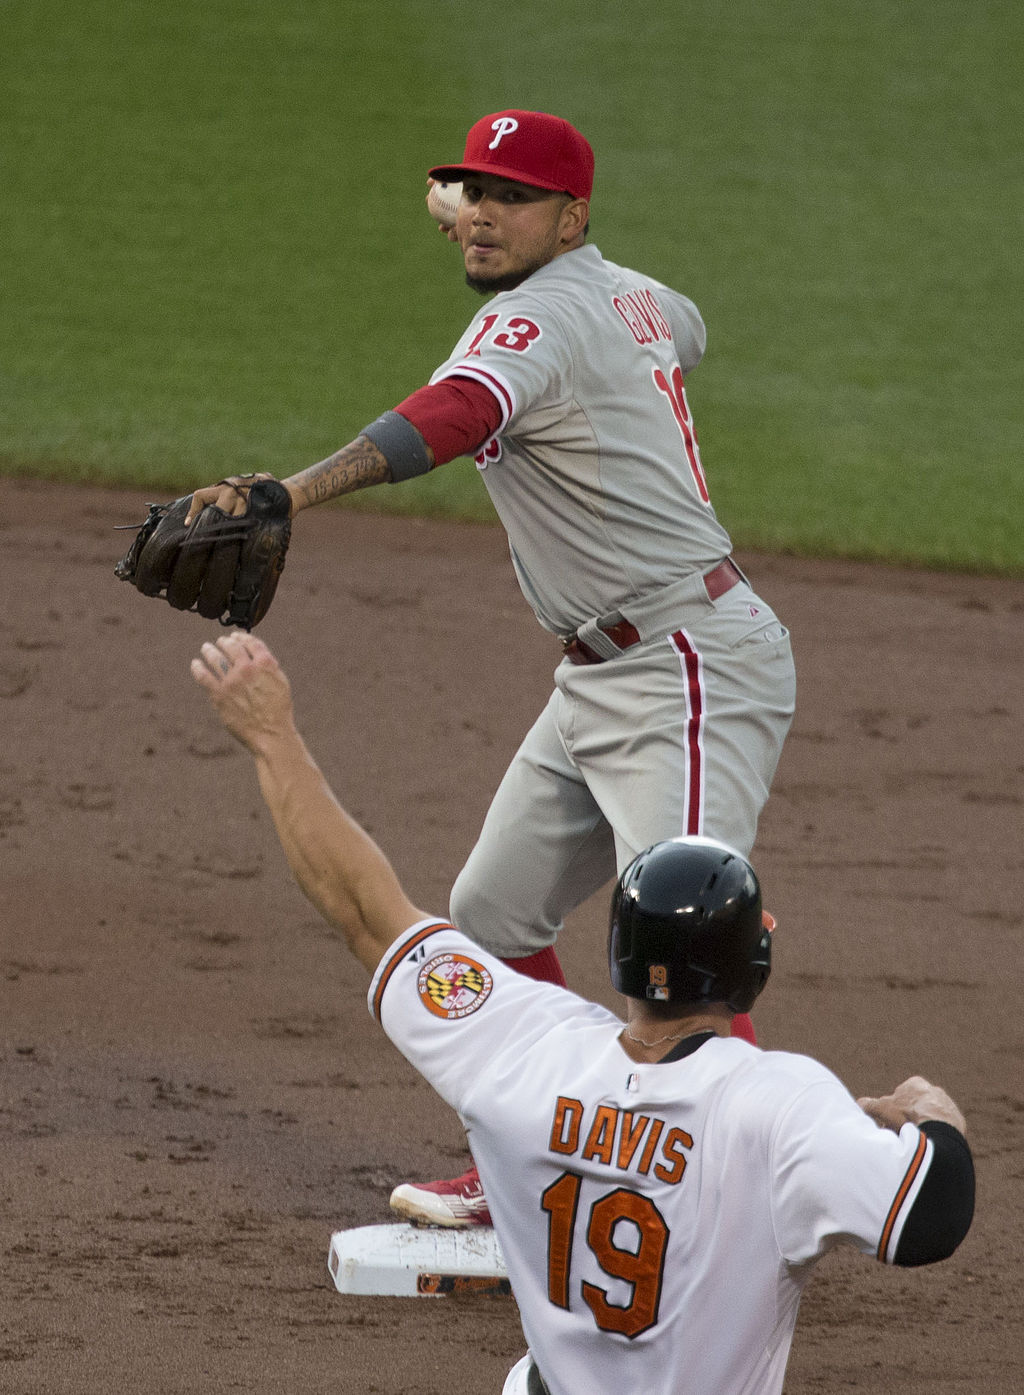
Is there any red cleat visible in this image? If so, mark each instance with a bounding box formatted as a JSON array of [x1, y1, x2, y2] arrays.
[[389, 1164, 492, 1228]]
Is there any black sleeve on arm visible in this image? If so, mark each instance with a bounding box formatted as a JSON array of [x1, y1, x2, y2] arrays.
[[893, 1122, 975, 1267]]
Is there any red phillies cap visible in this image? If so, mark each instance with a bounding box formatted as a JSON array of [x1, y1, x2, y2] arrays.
[[429, 110, 594, 200]]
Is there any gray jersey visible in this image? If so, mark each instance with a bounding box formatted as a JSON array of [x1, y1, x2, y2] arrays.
[[431, 244, 733, 636]]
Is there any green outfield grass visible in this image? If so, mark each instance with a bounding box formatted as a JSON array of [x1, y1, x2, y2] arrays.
[[2, 0, 1020, 572]]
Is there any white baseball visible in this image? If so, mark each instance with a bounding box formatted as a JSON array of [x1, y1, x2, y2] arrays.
[[426, 180, 462, 228]]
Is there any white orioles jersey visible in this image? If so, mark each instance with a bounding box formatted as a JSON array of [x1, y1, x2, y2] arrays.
[[370, 921, 938, 1395]]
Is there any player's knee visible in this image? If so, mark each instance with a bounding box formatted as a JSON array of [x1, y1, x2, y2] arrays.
[[449, 865, 536, 957], [449, 867, 496, 947]]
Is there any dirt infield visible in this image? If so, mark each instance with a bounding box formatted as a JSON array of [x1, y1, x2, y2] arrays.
[[2, 476, 1021, 1393]]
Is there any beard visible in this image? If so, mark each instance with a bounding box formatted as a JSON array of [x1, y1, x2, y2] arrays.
[[465, 267, 534, 295]]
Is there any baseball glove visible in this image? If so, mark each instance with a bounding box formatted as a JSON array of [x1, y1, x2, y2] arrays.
[[114, 477, 292, 629]]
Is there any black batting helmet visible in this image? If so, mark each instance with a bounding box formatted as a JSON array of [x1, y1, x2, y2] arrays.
[[609, 837, 771, 1013]]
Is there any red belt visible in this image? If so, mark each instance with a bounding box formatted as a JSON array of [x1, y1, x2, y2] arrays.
[[562, 558, 744, 666]]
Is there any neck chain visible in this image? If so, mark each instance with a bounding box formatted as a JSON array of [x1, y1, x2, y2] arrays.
[[622, 1024, 715, 1049]]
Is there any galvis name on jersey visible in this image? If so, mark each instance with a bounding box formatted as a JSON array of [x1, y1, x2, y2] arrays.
[[472, 285, 674, 468], [612, 288, 672, 345]]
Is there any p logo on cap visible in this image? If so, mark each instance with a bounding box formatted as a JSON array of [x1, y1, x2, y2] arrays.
[[488, 116, 520, 150], [429, 109, 594, 201]]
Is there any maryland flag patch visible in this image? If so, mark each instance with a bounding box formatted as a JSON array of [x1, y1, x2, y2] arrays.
[[418, 952, 493, 1020]]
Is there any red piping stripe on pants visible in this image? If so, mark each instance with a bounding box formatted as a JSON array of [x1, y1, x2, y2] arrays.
[[668, 629, 705, 837]]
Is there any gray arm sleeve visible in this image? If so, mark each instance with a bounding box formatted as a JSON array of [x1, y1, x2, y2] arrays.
[[360, 411, 432, 483]]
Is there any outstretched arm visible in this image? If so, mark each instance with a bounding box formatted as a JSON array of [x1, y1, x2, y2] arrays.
[[190, 631, 428, 973], [283, 435, 396, 511], [183, 435, 396, 525], [183, 380, 500, 526]]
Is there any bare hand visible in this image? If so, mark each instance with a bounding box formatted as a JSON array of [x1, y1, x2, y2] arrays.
[[190, 632, 296, 754], [858, 1075, 966, 1136], [184, 472, 294, 527]]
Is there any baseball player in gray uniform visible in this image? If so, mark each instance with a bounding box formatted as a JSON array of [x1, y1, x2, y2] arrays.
[[191, 631, 974, 1395], [185, 109, 797, 1224]]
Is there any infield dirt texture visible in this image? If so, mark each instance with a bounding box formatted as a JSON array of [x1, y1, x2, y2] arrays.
[[1, 477, 1022, 1392]]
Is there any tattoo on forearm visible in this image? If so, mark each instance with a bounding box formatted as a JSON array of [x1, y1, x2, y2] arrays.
[[296, 437, 391, 506]]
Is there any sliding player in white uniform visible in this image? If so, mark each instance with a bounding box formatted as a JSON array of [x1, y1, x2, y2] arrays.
[[191, 631, 975, 1395]]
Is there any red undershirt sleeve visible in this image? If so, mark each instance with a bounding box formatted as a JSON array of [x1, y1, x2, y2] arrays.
[[393, 377, 503, 467]]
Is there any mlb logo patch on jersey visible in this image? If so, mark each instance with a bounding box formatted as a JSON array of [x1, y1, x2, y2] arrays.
[[418, 952, 494, 1020]]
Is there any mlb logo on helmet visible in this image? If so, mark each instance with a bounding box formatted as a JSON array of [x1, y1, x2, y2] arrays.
[[429, 109, 594, 200]]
